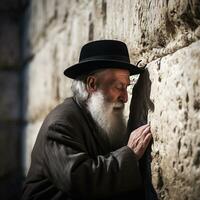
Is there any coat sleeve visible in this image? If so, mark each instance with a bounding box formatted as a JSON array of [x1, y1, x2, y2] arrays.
[[43, 122, 142, 199]]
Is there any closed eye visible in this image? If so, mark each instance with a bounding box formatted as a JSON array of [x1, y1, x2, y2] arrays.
[[115, 83, 130, 91]]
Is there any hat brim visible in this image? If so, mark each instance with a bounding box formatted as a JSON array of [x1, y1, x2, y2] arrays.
[[64, 59, 144, 79]]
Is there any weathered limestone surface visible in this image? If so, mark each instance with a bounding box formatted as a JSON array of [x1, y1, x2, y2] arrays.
[[22, 0, 200, 199], [23, 41, 72, 122], [22, 0, 200, 127], [22, 0, 200, 120], [22, 0, 200, 64], [129, 41, 200, 200], [149, 41, 200, 200]]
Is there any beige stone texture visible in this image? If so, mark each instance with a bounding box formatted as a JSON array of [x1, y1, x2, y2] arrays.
[[130, 40, 200, 200], [149, 41, 200, 200], [22, 41, 72, 122], [23, 0, 200, 63], [22, 0, 200, 122]]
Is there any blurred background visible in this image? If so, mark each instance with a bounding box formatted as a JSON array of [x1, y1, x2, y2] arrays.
[[0, 0, 200, 199]]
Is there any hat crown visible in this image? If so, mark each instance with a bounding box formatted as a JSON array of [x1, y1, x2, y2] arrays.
[[79, 40, 130, 63], [64, 39, 143, 79]]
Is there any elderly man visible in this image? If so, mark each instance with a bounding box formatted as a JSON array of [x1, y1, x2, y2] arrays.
[[22, 40, 152, 199]]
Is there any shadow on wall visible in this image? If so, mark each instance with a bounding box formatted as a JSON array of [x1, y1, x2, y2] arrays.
[[127, 70, 158, 200]]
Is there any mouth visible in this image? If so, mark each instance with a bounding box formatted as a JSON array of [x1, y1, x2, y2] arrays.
[[113, 104, 124, 111]]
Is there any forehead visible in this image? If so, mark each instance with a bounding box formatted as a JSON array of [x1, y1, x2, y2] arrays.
[[98, 68, 130, 82]]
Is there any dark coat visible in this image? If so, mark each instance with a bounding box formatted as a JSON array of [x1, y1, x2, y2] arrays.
[[22, 97, 144, 200]]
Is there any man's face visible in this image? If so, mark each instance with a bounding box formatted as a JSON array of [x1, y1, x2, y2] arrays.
[[86, 68, 130, 149], [96, 69, 130, 106]]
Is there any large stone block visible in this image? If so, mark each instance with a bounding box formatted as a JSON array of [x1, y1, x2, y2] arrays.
[[104, 0, 200, 63], [129, 40, 200, 200], [0, 71, 20, 121], [22, 0, 93, 61], [23, 42, 59, 122], [23, 0, 200, 68], [22, 39, 73, 122]]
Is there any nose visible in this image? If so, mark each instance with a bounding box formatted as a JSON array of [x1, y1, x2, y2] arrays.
[[119, 89, 128, 103]]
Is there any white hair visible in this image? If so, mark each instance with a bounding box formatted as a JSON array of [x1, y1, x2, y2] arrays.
[[71, 69, 106, 101], [71, 79, 88, 101]]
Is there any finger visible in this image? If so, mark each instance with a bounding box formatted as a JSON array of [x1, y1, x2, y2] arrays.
[[143, 133, 152, 147], [132, 124, 149, 138], [137, 126, 151, 141], [142, 126, 151, 137], [138, 124, 149, 132], [143, 126, 150, 133]]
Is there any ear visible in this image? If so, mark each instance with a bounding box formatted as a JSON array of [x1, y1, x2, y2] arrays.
[[86, 76, 97, 93]]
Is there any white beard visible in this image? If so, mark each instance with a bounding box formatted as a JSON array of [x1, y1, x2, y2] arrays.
[[87, 91, 127, 149]]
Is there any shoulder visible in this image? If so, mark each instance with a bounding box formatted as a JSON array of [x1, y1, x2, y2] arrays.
[[44, 97, 84, 127]]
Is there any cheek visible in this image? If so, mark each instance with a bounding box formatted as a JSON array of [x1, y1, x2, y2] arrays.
[[103, 89, 119, 102]]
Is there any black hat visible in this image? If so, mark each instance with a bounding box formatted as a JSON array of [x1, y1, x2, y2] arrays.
[[64, 40, 144, 79]]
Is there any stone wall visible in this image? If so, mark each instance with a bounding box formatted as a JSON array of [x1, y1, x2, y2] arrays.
[[129, 41, 200, 200], [22, 0, 200, 199]]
